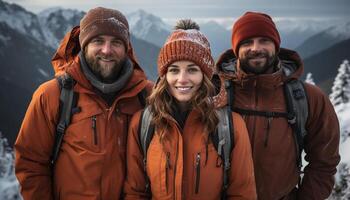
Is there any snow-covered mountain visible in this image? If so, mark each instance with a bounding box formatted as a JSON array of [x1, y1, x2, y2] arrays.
[[0, 0, 46, 44], [127, 9, 170, 47], [38, 7, 85, 48], [200, 21, 231, 58], [303, 38, 350, 94], [296, 21, 350, 58]]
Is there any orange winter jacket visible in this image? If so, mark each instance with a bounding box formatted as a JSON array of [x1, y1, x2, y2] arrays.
[[215, 48, 340, 200], [15, 26, 153, 200], [124, 109, 257, 200]]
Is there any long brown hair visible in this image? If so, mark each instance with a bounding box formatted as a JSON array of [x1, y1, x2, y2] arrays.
[[147, 74, 219, 140]]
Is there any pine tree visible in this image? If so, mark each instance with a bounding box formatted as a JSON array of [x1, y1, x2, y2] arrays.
[[329, 60, 350, 107], [330, 163, 350, 199], [0, 132, 22, 200], [305, 72, 316, 85]]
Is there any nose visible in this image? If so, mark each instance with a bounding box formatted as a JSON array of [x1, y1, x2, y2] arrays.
[[251, 40, 261, 51], [177, 70, 189, 84], [101, 42, 112, 54]]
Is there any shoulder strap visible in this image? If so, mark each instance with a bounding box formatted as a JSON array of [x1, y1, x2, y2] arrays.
[[137, 88, 148, 107], [213, 106, 234, 199], [284, 79, 308, 170], [51, 73, 77, 166], [225, 79, 235, 111], [138, 106, 154, 193]]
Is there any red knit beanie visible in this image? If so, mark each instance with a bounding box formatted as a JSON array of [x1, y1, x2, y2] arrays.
[[231, 12, 281, 56], [158, 19, 215, 78], [79, 7, 129, 50]]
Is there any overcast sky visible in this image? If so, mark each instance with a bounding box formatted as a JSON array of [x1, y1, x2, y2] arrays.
[[6, 0, 350, 19]]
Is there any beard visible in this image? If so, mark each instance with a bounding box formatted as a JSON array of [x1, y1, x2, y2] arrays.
[[85, 51, 127, 83], [239, 50, 277, 75]]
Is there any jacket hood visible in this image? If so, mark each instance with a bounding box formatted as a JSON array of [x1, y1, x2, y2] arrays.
[[212, 47, 304, 108], [215, 47, 304, 81], [51, 26, 148, 92]]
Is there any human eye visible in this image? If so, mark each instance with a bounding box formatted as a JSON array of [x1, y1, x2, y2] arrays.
[[112, 40, 123, 46], [260, 38, 272, 43], [240, 39, 252, 47], [188, 66, 200, 73], [91, 38, 104, 45], [167, 67, 179, 74]]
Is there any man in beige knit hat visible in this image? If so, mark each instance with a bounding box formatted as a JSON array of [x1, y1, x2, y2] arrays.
[[15, 7, 152, 200]]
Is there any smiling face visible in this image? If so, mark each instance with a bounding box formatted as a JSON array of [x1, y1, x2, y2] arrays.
[[238, 36, 277, 74], [84, 35, 127, 82], [166, 60, 204, 110]]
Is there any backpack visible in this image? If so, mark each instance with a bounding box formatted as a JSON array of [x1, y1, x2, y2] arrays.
[[50, 73, 147, 166], [138, 105, 234, 199], [225, 63, 309, 172]]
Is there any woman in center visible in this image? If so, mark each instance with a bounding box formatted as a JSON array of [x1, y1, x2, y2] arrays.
[[124, 19, 256, 200]]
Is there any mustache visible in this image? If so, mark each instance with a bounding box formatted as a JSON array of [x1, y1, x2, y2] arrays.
[[96, 54, 115, 60], [246, 51, 268, 59]]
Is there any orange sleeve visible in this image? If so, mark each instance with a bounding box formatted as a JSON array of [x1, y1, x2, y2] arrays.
[[124, 111, 151, 200], [226, 112, 257, 200], [15, 80, 59, 200]]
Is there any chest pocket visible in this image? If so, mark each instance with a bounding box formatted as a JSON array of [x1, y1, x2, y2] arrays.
[[64, 101, 103, 152], [191, 144, 223, 199]]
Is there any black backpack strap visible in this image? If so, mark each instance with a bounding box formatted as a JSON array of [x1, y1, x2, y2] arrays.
[[137, 88, 148, 107], [213, 107, 234, 199], [284, 79, 308, 171], [139, 106, 154, 193], [51, 73, 77, 166], [233, 107, 289, 118], [225, 80, 235, 111]]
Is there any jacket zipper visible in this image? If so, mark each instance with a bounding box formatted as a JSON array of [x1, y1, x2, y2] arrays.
[[92, 115, 97, 145], [166, 152, 171, 193], [264, 117, 272, 147], [195, 153, 201, 194], [251, 80, 258, 152], [173, 139, 179, 200]]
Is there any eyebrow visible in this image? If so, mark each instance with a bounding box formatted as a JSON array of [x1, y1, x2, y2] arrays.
[[169, 63, 198, 68]]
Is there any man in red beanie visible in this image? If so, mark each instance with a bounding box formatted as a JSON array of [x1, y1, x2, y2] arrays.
[[15, 7, 152, 200], [215, 11, 340, 199]]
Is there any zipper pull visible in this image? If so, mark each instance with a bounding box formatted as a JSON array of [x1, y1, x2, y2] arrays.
[[195, 153, 201, 194], [165, 152, 170, 193], [92, 116, 97, 145]]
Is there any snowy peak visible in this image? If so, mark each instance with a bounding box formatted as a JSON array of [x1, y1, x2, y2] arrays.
[[0, 0, 45, 43], [127, 9, 170, 32], [127, 9, 170, 46], [39, 7, 84, 22], [38, 8, 85, 48], [201, 21, 226, 30], [324, 21, 350, 40]]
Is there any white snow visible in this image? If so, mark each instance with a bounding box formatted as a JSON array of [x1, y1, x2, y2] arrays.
[[127, 9, 171, 39], [330, 60, 350, 107], [338, 103, 350, 163], [326, 21, 350, 40], [0, 133, 22, 200], [39, 7, 82, 21], [0, 6, 44, 42], [305, 72, 316, 85]]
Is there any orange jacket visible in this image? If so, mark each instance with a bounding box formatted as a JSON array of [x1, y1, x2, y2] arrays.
[[215, 48, 340, 200], [124, 109, 257, 200], [15, 26, 153, 200]]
